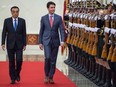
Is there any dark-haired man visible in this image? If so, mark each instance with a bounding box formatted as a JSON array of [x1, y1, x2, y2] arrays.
[[39, 1, 65, 84], [1, 6, 26, 84]]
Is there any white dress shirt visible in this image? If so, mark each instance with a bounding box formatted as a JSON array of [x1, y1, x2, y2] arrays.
[[12, 17, 18, 28]]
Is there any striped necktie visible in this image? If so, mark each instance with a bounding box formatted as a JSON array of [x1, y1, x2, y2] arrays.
[[50, 15, 53, 27]]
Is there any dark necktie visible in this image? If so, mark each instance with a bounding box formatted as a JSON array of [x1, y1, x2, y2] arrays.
[[14, 19, 17, 31]]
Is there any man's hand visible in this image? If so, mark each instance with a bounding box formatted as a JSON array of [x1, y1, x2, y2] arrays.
[[23, 46, 26, 51], [2, 44, 5, 51], [39, 44, 44, 50]]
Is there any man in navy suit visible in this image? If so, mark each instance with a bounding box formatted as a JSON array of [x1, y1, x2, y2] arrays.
[[39, 1, 65, 84], [1, 6, 26, 84]]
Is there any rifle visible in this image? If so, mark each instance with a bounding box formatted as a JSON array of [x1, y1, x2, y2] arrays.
[[75, 14, 80, 47], [70, 27, 75, 44], [107, 34, 115, 61], [72, 28, 77, 45], [66, 27, 72, 44], [85, 13, 91, 53], [111, 24, 116, 62], [111, 42, 116, 62], [88, 13, 93, 55], [107, 16, 115, 61], [77, 13, 82, 48], [101, 15, 110, 59], [92, 14, 98, 56], [80, 13, 86, 50], [89, 14, 96, 55], [82, 13, 87, 51]]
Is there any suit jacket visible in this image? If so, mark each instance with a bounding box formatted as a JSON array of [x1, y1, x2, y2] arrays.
[[1, 17, 26, 49], [39, 14, 65, 46]]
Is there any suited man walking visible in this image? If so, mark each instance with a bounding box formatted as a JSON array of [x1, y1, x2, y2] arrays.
[[39, 1, 65, 84], [1, 6, 26, 84]]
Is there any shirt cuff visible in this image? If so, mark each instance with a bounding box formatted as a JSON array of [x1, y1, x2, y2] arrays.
[[61, 42, 64, 44]]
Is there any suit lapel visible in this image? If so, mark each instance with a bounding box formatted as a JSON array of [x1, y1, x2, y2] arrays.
[[46, 14, 51, 29], [10, 17, 15, 32], [16, 18, 20, 31], [52, 14, 57, 28]]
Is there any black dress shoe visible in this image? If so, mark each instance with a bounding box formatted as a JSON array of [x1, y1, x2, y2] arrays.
[[91, 74, 97, 81], [16, 76, 20, 82], [10, 80, 15, 84], [93, 77, 99, 83], [112, 85, 116, 87], [102, 83, 112, 87], [64, 60, 70, 64], [97, 80, 105, 86]]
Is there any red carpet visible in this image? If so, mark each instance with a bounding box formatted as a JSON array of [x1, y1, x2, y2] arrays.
[[0, 62, 77, 87]]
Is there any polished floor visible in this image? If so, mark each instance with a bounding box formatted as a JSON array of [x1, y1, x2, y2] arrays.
[[0, 45, 98, 87]]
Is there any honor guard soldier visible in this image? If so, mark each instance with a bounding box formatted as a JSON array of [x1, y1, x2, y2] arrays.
[[93, 8, 105, 85], [100, 4, 113, 87], [64, 8, 73, 64], [108, 6, 116, 87]]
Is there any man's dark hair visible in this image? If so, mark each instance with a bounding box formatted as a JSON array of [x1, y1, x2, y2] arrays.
[[47, 1, 56, 8], [106, 4, 112, 9], [11, 6, 19, 11]]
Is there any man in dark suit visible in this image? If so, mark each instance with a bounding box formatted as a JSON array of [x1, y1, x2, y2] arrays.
[[39, 1, 65, 84], [1, 6, 26, 84]]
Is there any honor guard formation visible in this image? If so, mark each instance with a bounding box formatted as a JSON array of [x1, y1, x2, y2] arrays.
[[64, 0, 116, 87]]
